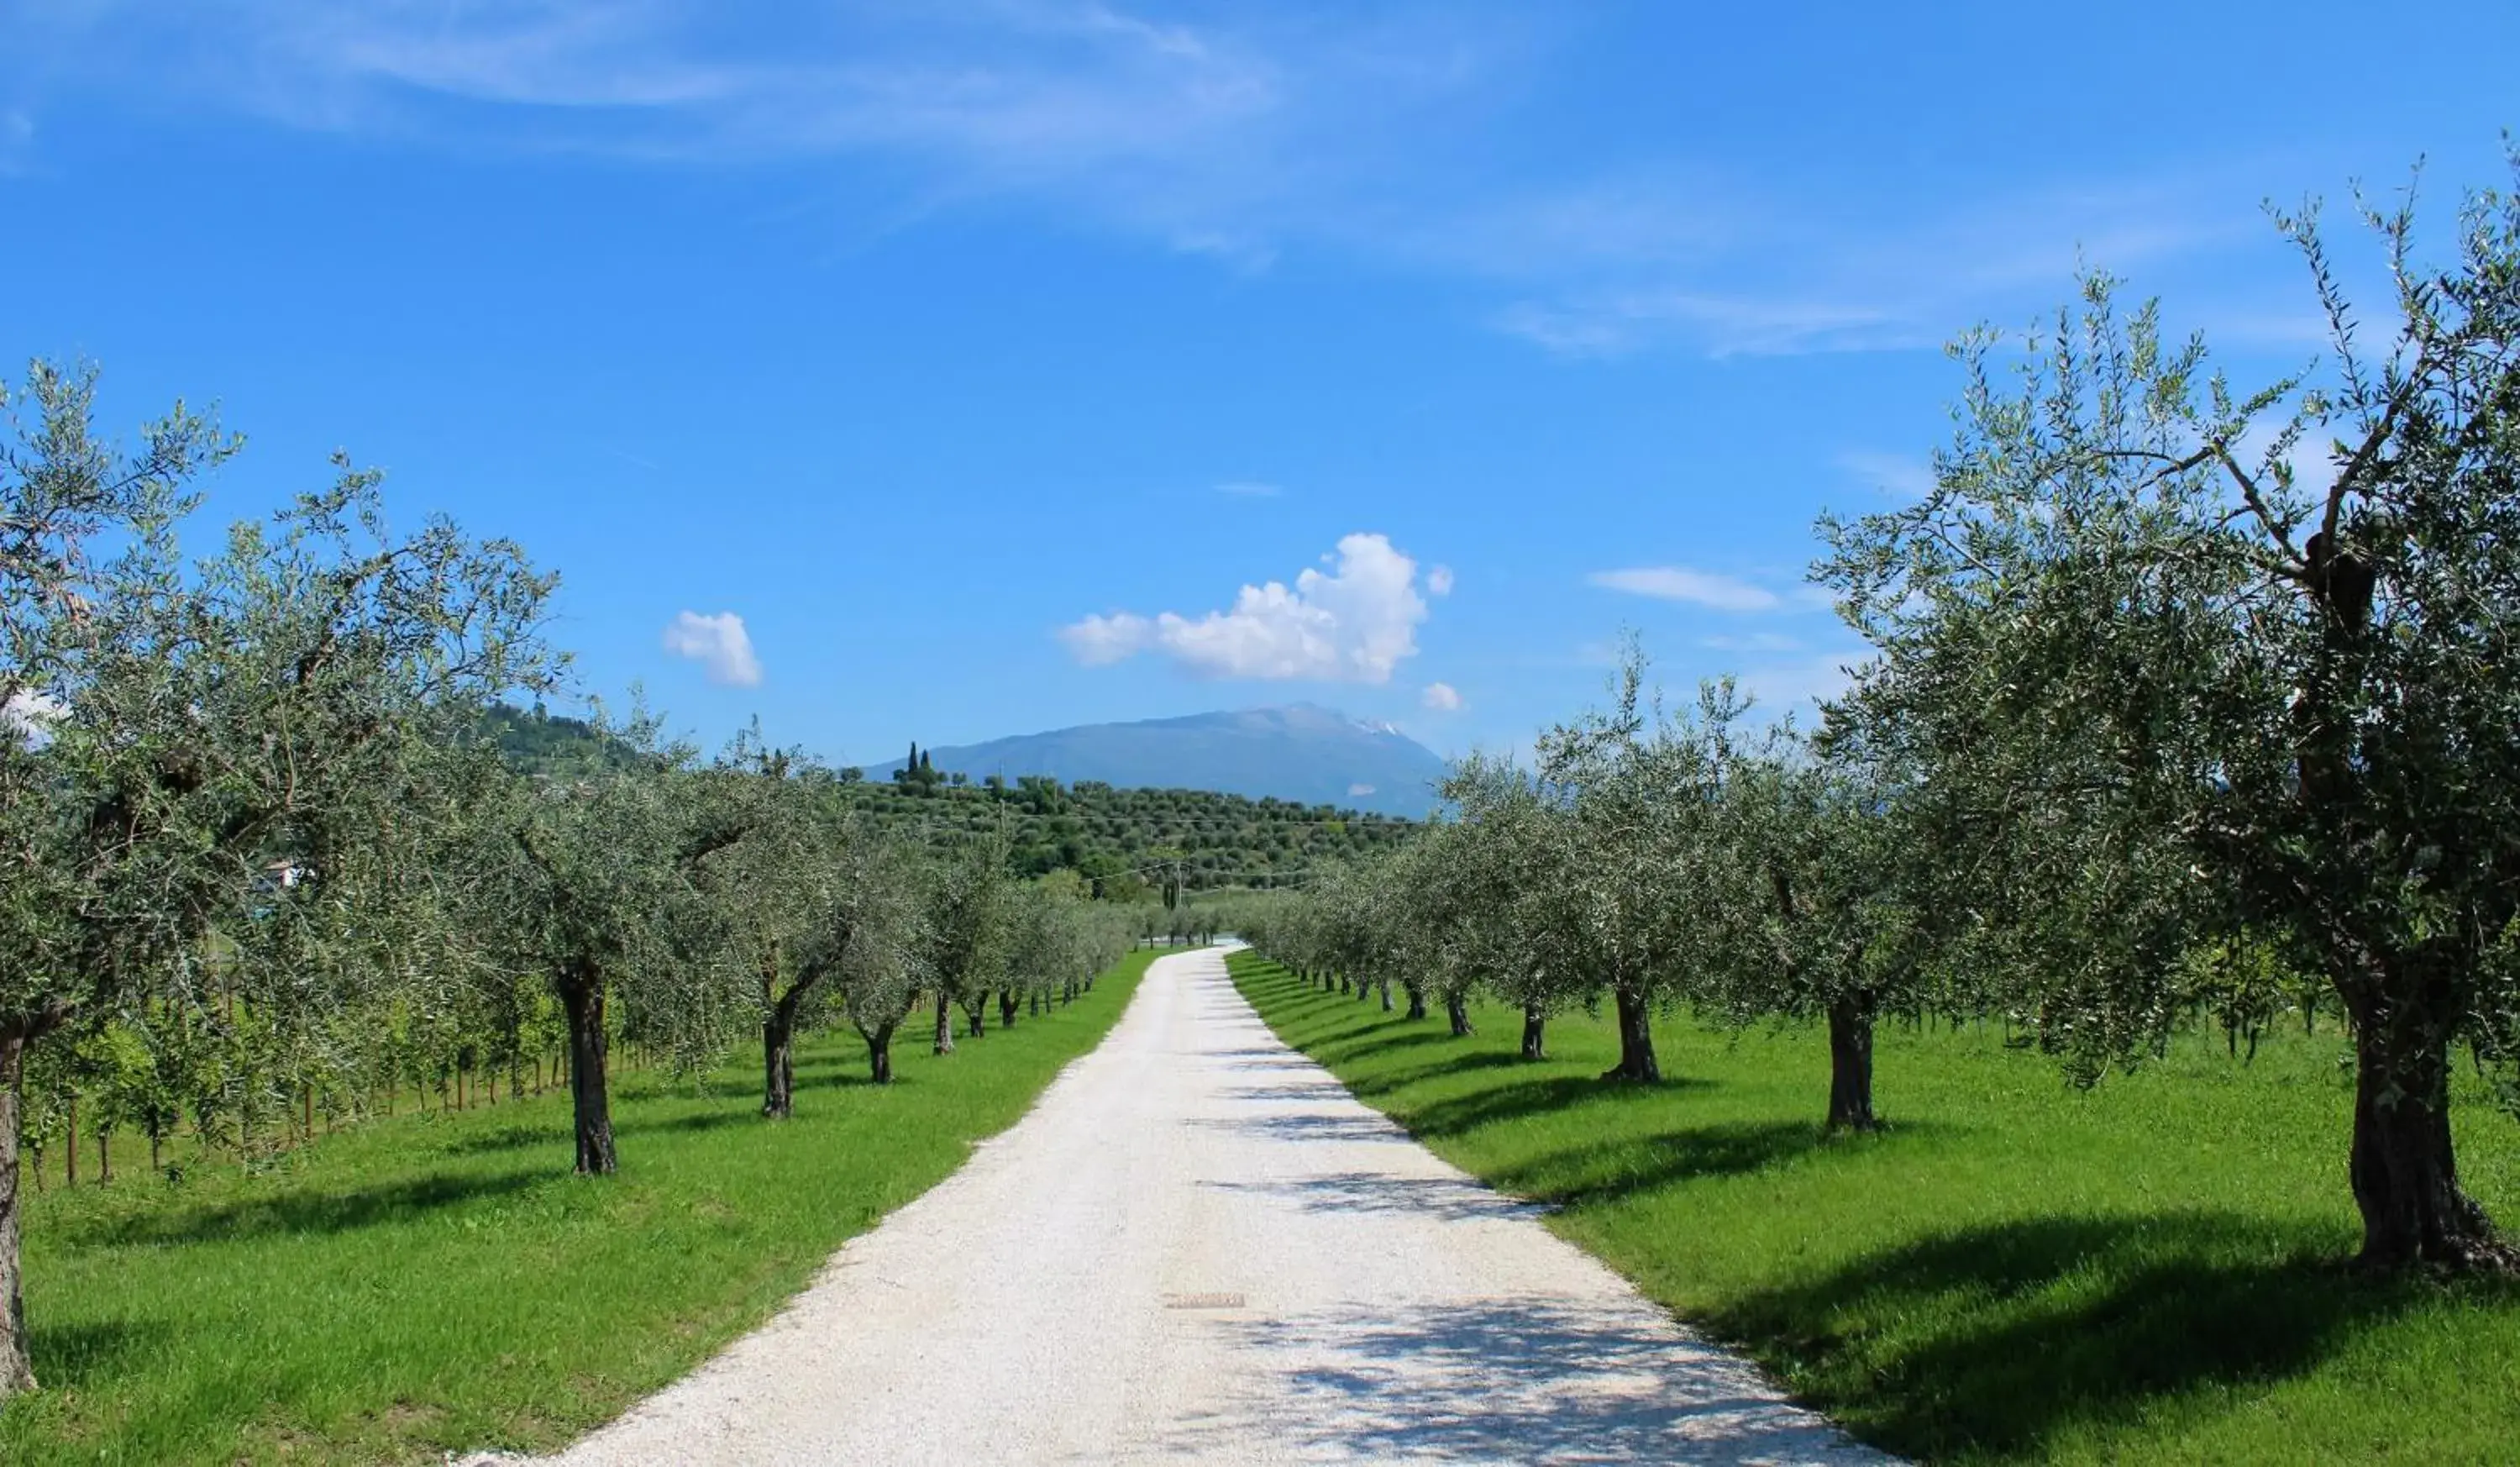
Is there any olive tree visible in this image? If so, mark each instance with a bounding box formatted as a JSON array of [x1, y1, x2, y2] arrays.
[[0, 365, 557, 1395], [1692, 700, 1938, 1133], [1819, 172, 2520, 1267], [1439, 753, 1580, 1060], [497, 711, 708, 1175], [1532, 653, 1723, 1083], [918, 835, 1008, 1054]]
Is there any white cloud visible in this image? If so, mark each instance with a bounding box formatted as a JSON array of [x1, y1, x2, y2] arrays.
[[662, 610, 764, 687], [1425, 565, 1454, 597], [1060, 531, 1433, 682], [1588, 566, 1782, 613], [1420, 681, 1463, 712], [1835, 450, 1937, 500], [1214, 481, 1282, 497], [1058, 611, 1154, 666], [2, 689, 62, 746]]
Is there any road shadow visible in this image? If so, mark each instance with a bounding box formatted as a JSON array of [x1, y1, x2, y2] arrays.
[[1701, 1211, 2518, 1461], [1219, 1081, 1355, 1104], [1162, 1296, 1881, 1464], [1185, 1112, 1408, 1145], [1196, 1170, 1551, 1224]]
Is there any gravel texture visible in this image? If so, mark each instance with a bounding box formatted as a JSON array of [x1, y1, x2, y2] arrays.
[[504, 946, 1892, 1464]]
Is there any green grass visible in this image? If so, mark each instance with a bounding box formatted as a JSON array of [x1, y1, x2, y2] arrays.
[[3, 949, 1155, 1465], [1227, 954, 2520, 1465]]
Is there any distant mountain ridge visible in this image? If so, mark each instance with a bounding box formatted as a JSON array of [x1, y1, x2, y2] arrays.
[[897, 704, 1451, 818]]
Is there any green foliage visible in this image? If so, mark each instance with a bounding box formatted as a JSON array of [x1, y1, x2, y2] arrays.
[[1819, 171, 2520, 1263]]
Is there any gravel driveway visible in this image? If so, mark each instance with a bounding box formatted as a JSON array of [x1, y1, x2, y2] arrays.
[[514, 946, 1890, 1464]]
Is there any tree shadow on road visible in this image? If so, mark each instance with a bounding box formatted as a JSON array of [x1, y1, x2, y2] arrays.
[[1163, 1296, 1877, 1464], [1194, 1170, 1550, 1224], [1185, 1112, 1411, 1145]]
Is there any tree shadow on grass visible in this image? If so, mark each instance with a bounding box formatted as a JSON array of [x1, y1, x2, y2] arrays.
[[615, 1108, 767, 1140], [1486, 1119, 1870, 1207], [71, 1168, 552, 1248], [1703, 1211, 2520, 1461], [442, 1121, 564, 1157], [442, 1100, 790, 1158], [1315, 1028, 1467, 1067], [1347, 1048, 1548, 1099], [801, 1068, 884, 1092], [28, 1318, 167, 1391], [1400, 1073, 1712, 1140]]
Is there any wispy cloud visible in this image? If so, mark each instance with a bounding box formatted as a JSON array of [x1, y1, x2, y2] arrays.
[[1420, 681, 1462, 712], [1498, 292, 1925, 359], [1588, 566, 1785, 613], [662, 608, 764, 686], [1061, 530, 1436, 682], [1214, 480, 1282, 497], [1835, 450, 1936, 499], [2, 3, 2293, 360]]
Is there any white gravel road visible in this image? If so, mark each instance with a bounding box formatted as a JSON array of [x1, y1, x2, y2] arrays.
[[515, 946, 1889, 1465]]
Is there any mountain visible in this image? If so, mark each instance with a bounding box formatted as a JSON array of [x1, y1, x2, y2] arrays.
[[899, 704, 1452, 818]]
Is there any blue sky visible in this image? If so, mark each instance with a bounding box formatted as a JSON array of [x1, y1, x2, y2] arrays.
[[3, 2, 2513, 769]]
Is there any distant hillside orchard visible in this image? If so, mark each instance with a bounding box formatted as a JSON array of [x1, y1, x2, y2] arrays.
[[490, 705, 1419, 895]]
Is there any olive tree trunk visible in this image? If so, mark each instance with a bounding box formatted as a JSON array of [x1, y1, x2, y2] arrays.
[[762, 1007, 799, 1119], [859, 1019, 897, 1084], [559, 966, 616, 1175], [932, 989, 955, 1056], [1520, 1002, 1547, 1061], [2341, 983, 2508, 1269], [997, 988, 1019, 1029], [1603, 979, 1660, 1083], [1446, 995, 1473, 1037], [0, 1028, 35, 1398], [1404, 982, 1428, 1021], [1825, 992, 1878, 1133]]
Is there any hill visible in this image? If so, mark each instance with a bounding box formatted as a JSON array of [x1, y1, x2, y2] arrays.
[[479, 702, 1415, 894], [894, 704, 1451, 819]]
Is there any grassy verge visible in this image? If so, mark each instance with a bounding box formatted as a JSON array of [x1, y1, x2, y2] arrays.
[[1227, 952, 2520, 1464], [3, 949, 1157, 1465]]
